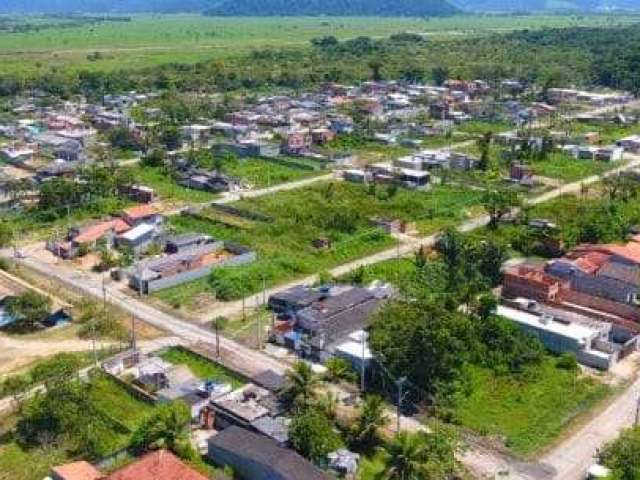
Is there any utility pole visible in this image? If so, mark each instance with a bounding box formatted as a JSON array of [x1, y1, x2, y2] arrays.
[[214, 317, 220, 358], [360, 330, 367, 393], [256, 298, 262, 350], [130, 314, 137, 352], [395, 376, 407, 435]]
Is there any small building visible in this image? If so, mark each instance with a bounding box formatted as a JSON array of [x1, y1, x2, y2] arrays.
[[509, 163, 534, 186], [121, 204, 162, 227], [497, 305, 618, 370], [208, 426, 330, 480], [211, 383, 281, 431], [165, 233, 213, 254], [118, 184, 156, 203], [117, 223, 159, 254]]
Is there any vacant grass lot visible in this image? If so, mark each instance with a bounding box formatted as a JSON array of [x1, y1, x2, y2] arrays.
[[453, 360, 611, 457], [159, 346, 245, 388], [562, 121, 640, 145], [531, 153, 612, 182], [129, 159, 323, 206], [154, 181, 482, 306]]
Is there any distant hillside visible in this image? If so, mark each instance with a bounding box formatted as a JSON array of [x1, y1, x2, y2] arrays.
[[205, 0, 459, 17], [0, 0, 458, 15], [453, 0, 640, 11], [0, 0, 217, 13]]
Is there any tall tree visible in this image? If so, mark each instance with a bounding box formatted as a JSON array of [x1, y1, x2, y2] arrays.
[[280, 361, 320, 410]]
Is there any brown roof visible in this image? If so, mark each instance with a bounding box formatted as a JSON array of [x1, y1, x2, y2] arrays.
[[51, 461, 102, 480], [73, 221, 118, 244], [122, 204, 159, 221], [106, 450, 207, 480]]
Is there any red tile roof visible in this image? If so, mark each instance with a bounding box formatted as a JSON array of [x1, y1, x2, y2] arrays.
[[602, 242, 640, 265], [122, 204, 159, 221], [51, 461, 102, 480], [112, 218, 131, 234], [106, 450, 207, 480], [73, 221, 117, 244], [507, 265, 559, 287], [573, 251, 611, 274]]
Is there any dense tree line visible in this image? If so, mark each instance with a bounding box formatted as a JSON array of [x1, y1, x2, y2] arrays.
[[1, 23, 639, 99], [368, 229, 544, 402]]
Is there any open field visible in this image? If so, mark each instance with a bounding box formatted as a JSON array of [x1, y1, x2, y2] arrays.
[[531, 153, 612, 182], [154, 181, 482, 307], [453, 360, 611, 457], [1, 14, 639, 76]]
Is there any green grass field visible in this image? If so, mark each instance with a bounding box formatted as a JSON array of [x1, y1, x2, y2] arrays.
[[158, 346, 246, 388], [1, 14, 638, 76], [531, 153, 612, 182], [154, 181, 482, 307], [453, 360, 611, 457]]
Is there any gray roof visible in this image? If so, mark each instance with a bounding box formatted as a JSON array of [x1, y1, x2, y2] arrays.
[[598, 261, 640, 287], [251, 416, 290, 445], [208, 426, 330, 480], [296, 287, 380, 337], [166, 233, 212, 246], [269, 286, 324, 310]]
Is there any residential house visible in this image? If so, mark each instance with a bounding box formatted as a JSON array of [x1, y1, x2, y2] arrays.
[[281, 130, 312, 155], [617, 135, 640, 153], [121, 204, 162, 227], [208, 426, 330, 480], [497, 305, 619, 370], [117, 222, 160, 254], [49, 450, 214, 480], [129, 241, 256, 293]]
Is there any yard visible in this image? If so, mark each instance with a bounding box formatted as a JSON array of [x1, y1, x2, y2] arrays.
[[158, 346, 246, 389], [530, 152, 612, 182], [154, 181, 483, 307], [561, 120, 640, 145], [452, 360, 611, 457]]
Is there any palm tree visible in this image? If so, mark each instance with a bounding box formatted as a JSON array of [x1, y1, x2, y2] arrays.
[[377, 430, 458, 480], [351, 394, 388, 450], [280, 361, 320, 410], [377, 432, 433, 480]]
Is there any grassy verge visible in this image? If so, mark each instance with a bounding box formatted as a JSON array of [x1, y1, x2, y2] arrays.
[[453, 360, 611, 457]]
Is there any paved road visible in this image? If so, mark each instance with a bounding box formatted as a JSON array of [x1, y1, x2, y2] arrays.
[[540, 374, 640, 480], [0, 336, 183, 416]]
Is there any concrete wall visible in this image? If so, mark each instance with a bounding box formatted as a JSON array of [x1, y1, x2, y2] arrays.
[[144, 251, 256, 293], [577, 349, 617, 370], [560, 289, 640, 325]]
